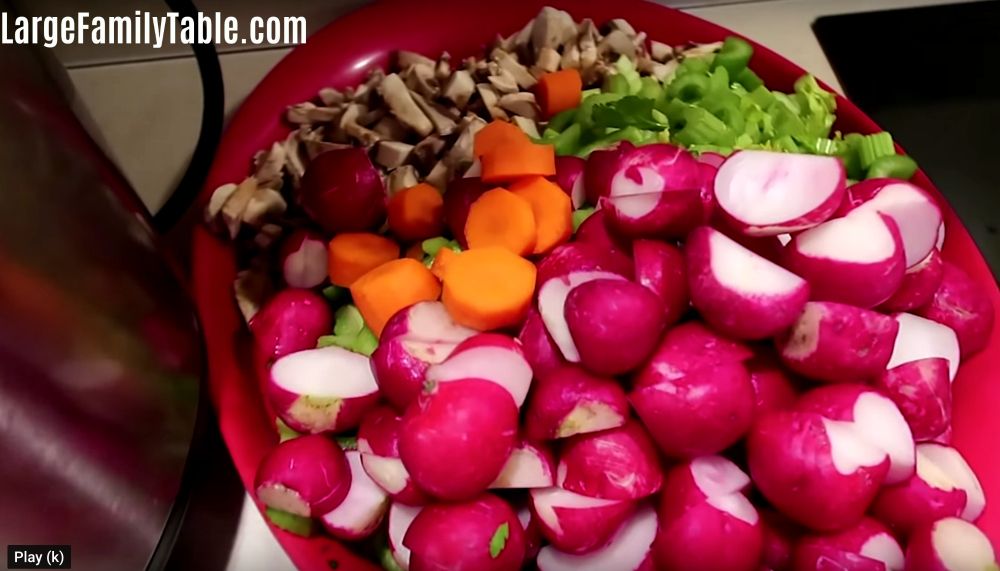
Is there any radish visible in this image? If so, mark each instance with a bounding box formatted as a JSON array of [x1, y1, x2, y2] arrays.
[[914, 261, 995, 358], [904, 517, 997, 571], [654, 457, 763, 571], [632, 239, 690, 329], [879, 248, 944, 312], [697, 151, 727, 168], [320, 451, 390, 540], [254, 434, 351, 518], [554, 155, 587, 209], [524, 365, 628, 441], [632, 320, 754, 387], [388, 503, 423, 571], [279, 228, 328, 289], [584, 140, 636, 206], [357, 407, 430, 506], [537, 242, 634, 286], [917, 443, 986, 522], [537, 503, 658, 571], [574, 209, 633, 256], [403, 493, 525, 571], [266, 345, 381, 434], [529, 487, 636, 554], [747, 411, 889, 531], [686, 226, 810, 340], [299, 147, 387, 234], [761, 510, 802, 571], [872, 358, 951, 441], [426, 333, 533, 408], [565, 279, 666, 376], [538, 270, 628, 363], [887, 313, 961, 382], [557, 420, 663, 500], [630, 361, 755, 458], [796, 384, 916, 484], [709, 210, 787, 264], [249, 288, 332, 361], [774, 301, 899, 383], [517, 307, 566, 382], [518, 505, 543, 562], [713, 150, 846, 236], [781, 210, 906, 309], [443, 177, 490, 248], [746, 350, 800, 416], [398, 379, 518, 501], [937, 221, 946, 250], [839, 179, 943, 267], [871, 443, 974, 539], [490, 438, 556, 489], [791, 517, 905, 571], [371, 301, 477, 413]]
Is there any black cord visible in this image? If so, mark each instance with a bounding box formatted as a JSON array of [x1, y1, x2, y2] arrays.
[[152, 0, 225, 234]]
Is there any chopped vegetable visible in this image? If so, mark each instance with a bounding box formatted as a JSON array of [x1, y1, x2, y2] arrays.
[[430, 247, 459, 280], [464, 187, 538, 256], [572, 207, 595, 232], [387, 182, 446, 242], [265, 507, 315, 537], [481, 143, 557, 183], [441, 246, 537, 331], [536, 69, 583, 119], [404, 242, 425, 260], [474, 119, 531, 158], [712, 36, 754, 75], [349, 257, 442, 337], [867, 153, 919, 180], [328, 232, 400, 288], [858, 131, 896, 171], [508, 176, 573, 255]]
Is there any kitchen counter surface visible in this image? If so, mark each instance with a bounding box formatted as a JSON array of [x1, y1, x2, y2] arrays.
[[62, 0, 983, 569]]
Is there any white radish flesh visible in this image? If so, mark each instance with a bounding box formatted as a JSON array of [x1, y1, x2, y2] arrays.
[[847, 180, 943, 267], [887, 313, 961, 382], [905, 517, 997, 571], [529, 487, 636, 554], [917, 443, 986, 522], [538, 270, 628, 362], [426, 334, 533, 408], [320, 451, 390, 541], [388, 503, 423, 571], [537, 503, 658, 571], [490, 439, 556, 489]]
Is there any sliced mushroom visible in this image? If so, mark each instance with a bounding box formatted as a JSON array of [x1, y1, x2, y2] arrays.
[[536, 47, 561, 73], [359, 106, 388, 127], [386, 165, 420, 196], [243, 187, 288, 229], [352, 68, 385, 106], [409, 91, 457, 137], [319, 87, 346, 106], [233, 261, 274, 323], [637, 56, 658, 75], [511, 115, 540, 139], [443, 114, 487, 169], [425, 160, 450, 191], [220, 177, 259, 239], [339, 104, 382, 147], [462, 56, 478, 75], [435, 53, 452, 82], [511, 17, 536, 50], [283, 130, 309, 184], [403, 62, 440, 99], [378, 73, 434, 137], [487, 68, 520, 94], [254, 223, 284, 250], [397, 50, 435, 70], [681, 41, 724, 59], [499, 92, 540, 120], [650, 41, 674, 63], [254, 141, 286, 190], [476, 83, 509, 121], [204, 183, 238, 225], [633, 32, 649, 58], [581, 59, 610, 87], [375, 141, 415, 169], [531, 7, 577, 54], [652, 59, 680, 83], [561, 44, 581, 70], [372, 116, 409, 141], [442, 69, 476, 110], [599, 30, 637, 60], [412, 135, 447, 171], [578, 19, 599, 52], [580, 45, 599, 73], [493, 50, 538, 89], [286, 102, 341, 125]]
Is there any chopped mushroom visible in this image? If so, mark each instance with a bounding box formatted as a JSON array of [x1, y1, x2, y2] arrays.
[[650, 41, 674, 63], [372, 116, 409, 141], [476, 83, 509, 121], [443, 114, 487, 169], [243, 187, 288, 229], [397, 50, 436, 70], [318, 87, 346, 106], [435, 53, 452, 82], [409, 91, 458, 136], [386, 165, 420, 196], [286, 102, 341, 125], [339, 104, 382, 146], [425, 160, 450, 191], [607, 18, 637, 38], [651, 59, 680, 83], [681, 41, 724, 59], [403, 63, 440, 99], [442, 70, 476, 110], [283, 130, 309, 184], [493, 50, 538, 89], [359, 106, 388, 127], [412, 135, 447, 171], [254, 223, 284, 250], [233, 260, 275, 323], [512, 116, 540, 139], [487, 68, 520, 94], [637, 56, 657, 75], [253, 142, 286, 190], [204, 183, 238, 225], [599, 29, 637, 60], [378, 73, 434, 137], [499, 92, 540, 120], [375, 141, 415, 169], [560, 44, 581, 70], [220, 177, 259, 239], [536, 47, 561, 73], [352, 68, 385, 106], [530, 7, 577, 54]]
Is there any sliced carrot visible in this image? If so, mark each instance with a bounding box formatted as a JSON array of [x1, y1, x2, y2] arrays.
[[328, 232, 400, 288], [508, 175, 573, 254], [430, 247, 459, 281], [442, 246, 537, 331], [350, 257, 442, 337], [388, 182, 446, 243], [464, 188, 537, 256], [405, 242, 425, 261], [473, 120, 530, 159], [536, 69, 583, 119], [481, 143, 556, 184]]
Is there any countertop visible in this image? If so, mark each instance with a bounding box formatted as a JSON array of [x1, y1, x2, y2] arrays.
[[61, 0, 978, 569]]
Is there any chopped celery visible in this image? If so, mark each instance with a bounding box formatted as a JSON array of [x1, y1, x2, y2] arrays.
[[651, 109, 669, 125], [538, 128, 561, 143], [578, 93, 625, 127], [572, 207, 596, 232], [712, 36, 754, 75], [678, 56, 712, 76], [770, 104, 807, 139], [666, 72, 710, 103], [353, 326, 379, 357], [841, 133, 866, 180], [553, 123, 583, 156], [748, 86, 776, 109], [797, 136, 844, 156], [858, 132, 895, 170], [794, 74, 836, 115], [735, 68, 765, 91], [604, 73, 630, 95], [615, 55, 643, 94], [707, 66, 730, 95], [846, 178, 859, 187], [276, 418, 301, 442], [774, 134, 800, 153], [322, 285, 349, 305], [316, 334, 353, 350], [380, 546, 405, 571], [639, 76, 663, 100], [576, 126, 644, 158], [664, 98, 694, 126], [336, 435, 359, 450], [581, 88, 601, 100], [674, 107, 729, 146], [707, 101, 745, 134], [866, 154, 918, 180], [656, 130, 672, 144], [771, 92, 801, 115], [421, 237, 450, 257], [334, 304, 366, 337], [266, 508, 315, 537], [546, 108, 578, 133], [688, 144, 734, 156]]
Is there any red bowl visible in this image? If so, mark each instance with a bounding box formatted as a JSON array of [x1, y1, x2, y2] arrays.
[[191, 0, 1000, 569]]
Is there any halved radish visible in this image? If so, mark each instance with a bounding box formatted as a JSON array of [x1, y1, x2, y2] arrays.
[[357, 407, 430, 506], [254, 434, 352, 518], [524, 365, 629, 441], [709, 209, 786, 264], [746, 350, 800, 416], [840, 179, 943, 267], [518, 307, 566, 382], [761, 510, 803, 571], [936, 221, 946, 250], [426, 333, 533, 408], [713, 150, 846, 236], [879, 248, 945, 312], [279, 228, 328, 289], [388, 503, 423, 571], [584, 141, 635, 207], [632, 239, 690, 329], [781, 210, 906, 308], [572, 209, 633, 256], [519, 505, 543, 562], [686, 226, 810, 340], [250, 288, 332, 361], [917, 443, 986, 522], [490, 439, 556, 489], [320, 451, 390, 541], [536, 242, 634, 286], [529, 487, 636, 554], [658, 455, 752, 514], [632, 320, 753, 388], [537, 503, 658, 571], [887, 313, 961, 382], [872, 358, 951, 441], [266, 345, 381, 434], [538, 270, 628, 362], [905, 517, 997, 571], [791, 517, 905, 571], [554, 155, 587, 209], [914, 261, 996, 358], [557, 420, 663, 500]]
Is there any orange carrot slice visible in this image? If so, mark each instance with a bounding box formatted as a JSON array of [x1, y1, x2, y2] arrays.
[[350, 257, 441, 337], [388, 182, 446, 243], [328, 232, 400, 287], [508, 175, 573, 255], [473, 120, 530, 159], [405, 242, 425, 261], [464, 188, 537, 256], [481, 144, 556, 184], [442, 246, 537, 331], [536, 69, 583, 119], [430, 247, 459, 281]]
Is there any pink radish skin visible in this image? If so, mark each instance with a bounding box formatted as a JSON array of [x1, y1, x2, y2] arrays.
[[279, 228, 328, 289], [746, 350, 800, 416], [518, 506, 543, 562], [632, 320, 753, 388], [713, 150, 846, 236], [403, 493, 526, 571], [686, 226, 810, 340], [399, 379, 518, 501], [584, 141, 636, 206], [573, 209, 633, 256], [796, 384, 916, 485], [917, 443, 986, 522], [879, 248, 944, 312], [774, 301, 900, 383], [709, 210, 786, 264], [518, 307, 566, 382], [914, 261, 995, 358], [872, 358, 951, 441], [371, 301, 477, 413], [490, 439, 556, 489], [443, 177, 490, 248], [904, 517, 998, 571], [557, 420, 663, 500], [538, 270, 628, 363], [266, 345, 381, 434], [657, 455, 752, 515], [357, 407, 430, 506], [697, 151, 727, 168], [937, 222, 946, 250], [254, 434, 351, 518], [630, 361, 755, 458], [565, 279, 666, 376], [761, 510, 802, 571], [249, 289, 332, 361], [632, 239, 690, 329], [320, 451, 390, 541], [839, 179, 943, 267], [747, 411, 890, 531], [299, 147, 387, 234], [537, 503, 658, 571], [529, 487, 636, 554], [524, 365, 629, 441], [537, 242, 634, 286], [887, 313, 961, 382], [388, 503, 423, 570], [871, 444, 970, 540], [791, 517, 905, 571], [426, 333, 533, 408], [782, 210, 906, 308], [554, 155, 587, 209]]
